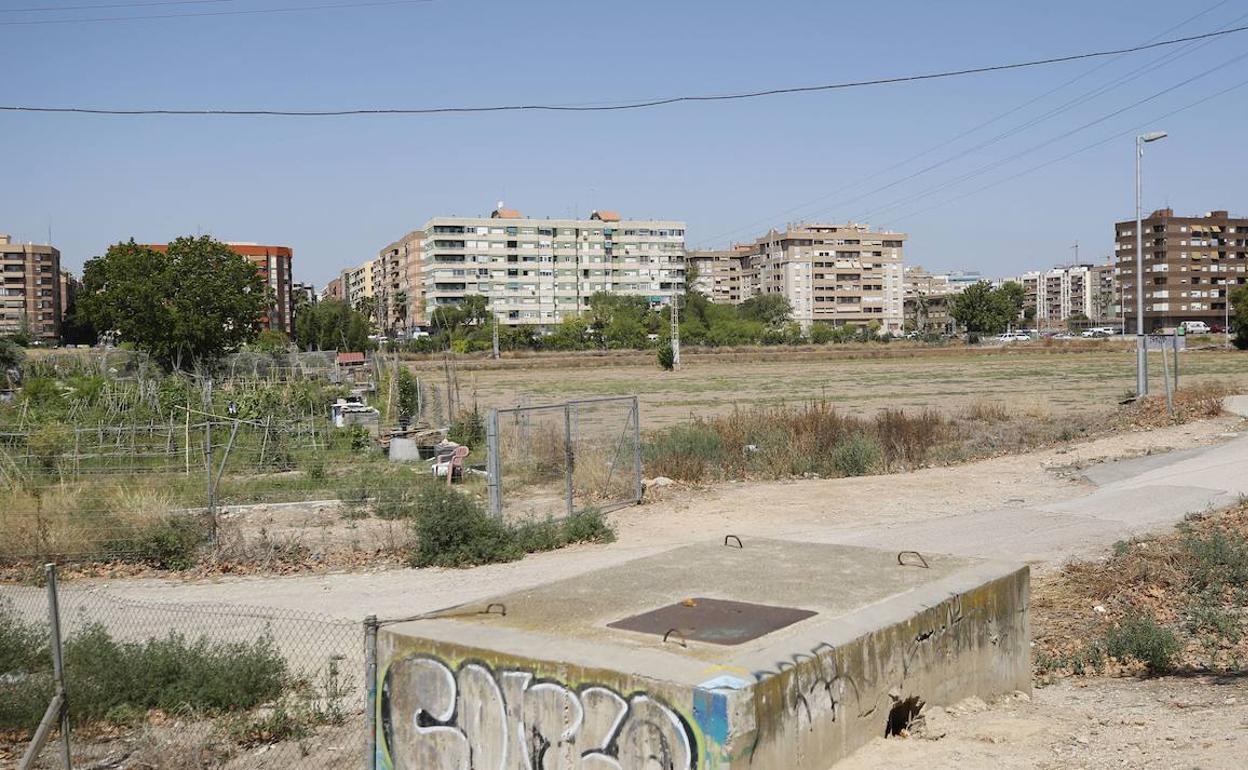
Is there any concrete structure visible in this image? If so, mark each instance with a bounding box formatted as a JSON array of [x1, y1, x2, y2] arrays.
[[0, 234, 61, 343], [1115, 208, 1248, 332], [418, 207, 686, 325], [742, 223, 906, 333], [376, 539, 1029, 770], [687, 247, 749, 304]]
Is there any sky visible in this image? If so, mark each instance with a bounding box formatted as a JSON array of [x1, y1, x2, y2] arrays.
[[2, 0, 1247, 287]]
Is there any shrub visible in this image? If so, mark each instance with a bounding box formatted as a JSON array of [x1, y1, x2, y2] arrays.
[[643, 422, 724, 482], [1183, 529, 1248, 590], [105, 514, 209, 570], [657, 344, 675, 371], [561, 508, 616, 545], [408, 485, 520, 568], [830, 434, 883, 477], [302, 454, 326, 481], [0, 599, 47, 676], [448, 407, 485, 449], [1, 620, 288, 732], [27, 421, 72, 471], [1102, 617, 1182, 674]]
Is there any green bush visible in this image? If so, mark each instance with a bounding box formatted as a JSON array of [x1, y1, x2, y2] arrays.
[[1102, 617, 1182, 674], [1, 617, 288, 732], [447, 407, 485, 449], [657, 344, 675, 371], [1183, 530, 1248, 590], [105, 515, 209, 570], [408, 485, 520, 568], [830, 434, 883, 477], [407, 487, 615, 568], [0, 599, 47, 676]]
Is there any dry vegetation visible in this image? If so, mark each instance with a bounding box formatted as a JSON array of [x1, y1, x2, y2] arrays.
[[1034, 501, 1248, 680]]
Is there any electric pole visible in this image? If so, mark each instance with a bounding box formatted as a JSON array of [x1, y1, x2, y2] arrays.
[[670, 295, 681, 370]]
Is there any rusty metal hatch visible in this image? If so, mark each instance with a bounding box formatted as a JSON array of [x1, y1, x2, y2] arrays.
[[607, 598, 816, 646]]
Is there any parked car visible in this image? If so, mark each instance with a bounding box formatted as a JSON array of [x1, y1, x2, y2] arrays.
[[996, 332, 1031, 343], [1180, 321, 1211, 335], [1053, 333, 1076, 340]]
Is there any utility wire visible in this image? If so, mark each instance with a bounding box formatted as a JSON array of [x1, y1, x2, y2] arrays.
[[1, 25, 1247, 110], [855, 48, 1248, 223], [695, 0, 1235, 246], [0, 0, 431, 26], [885, 75, 1248, 226], [1, 0, 232, 12]]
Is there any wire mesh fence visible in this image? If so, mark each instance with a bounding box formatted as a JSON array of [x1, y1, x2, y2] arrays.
[[486, 396, 642, 520], [1, 568, 373, 770]]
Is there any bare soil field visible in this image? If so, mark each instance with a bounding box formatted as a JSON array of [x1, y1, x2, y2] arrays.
[[409, 344, 1248, 425]]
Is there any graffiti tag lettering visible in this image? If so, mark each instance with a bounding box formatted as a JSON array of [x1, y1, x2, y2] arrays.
[[381, 656, 696, 770]]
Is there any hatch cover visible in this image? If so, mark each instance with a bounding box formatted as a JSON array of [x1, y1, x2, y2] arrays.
[[607, 598, 816, 646]]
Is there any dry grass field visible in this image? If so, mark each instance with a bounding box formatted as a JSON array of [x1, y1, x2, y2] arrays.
[[409, 343, 1248, 426]]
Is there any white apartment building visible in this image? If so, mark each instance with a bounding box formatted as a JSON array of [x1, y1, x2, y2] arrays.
[[744, 223, 906, 333], [1007, 263, 1118, 327], [419, 207, 685, 325]]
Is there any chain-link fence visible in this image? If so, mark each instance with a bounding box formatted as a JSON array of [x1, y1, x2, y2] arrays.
[[2, 566, 376, 770], [486, 396, 642, 520]]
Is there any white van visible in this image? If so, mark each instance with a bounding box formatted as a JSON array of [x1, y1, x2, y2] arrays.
[[1180, 321, 1211, 335]]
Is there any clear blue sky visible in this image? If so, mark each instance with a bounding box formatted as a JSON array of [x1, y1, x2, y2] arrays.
[[3, 0, 1246, 286]]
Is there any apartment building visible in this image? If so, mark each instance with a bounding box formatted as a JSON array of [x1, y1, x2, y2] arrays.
[[743, 223, 906, 333], [320, 277, 344, 303], [377, 230, 424, 332], [342, 260, 374, 311], [903, 265, 958, 298], [419, 207, 685, 325], [1115, 209, 1248, 331], [1006, 263, 1118, 328], [0, 234, 61, 343], [686, 245, 749, 304]]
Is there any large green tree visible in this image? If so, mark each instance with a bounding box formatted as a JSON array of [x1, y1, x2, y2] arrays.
[[80, 237, 268, 370], [294, 299, 372, 353], [950, 281, 1025, 335], [739, 293, 793, 327]]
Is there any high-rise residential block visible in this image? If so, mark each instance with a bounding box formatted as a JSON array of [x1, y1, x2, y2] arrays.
[[686, 246, 750, 304], [1004, 262, 1119, 328], [378, 230, 424, 332], [419, 207, 685, 325], [1115, 209, 1248, 331], [743, 223, 906, 333], [0, 234, 62, 343]]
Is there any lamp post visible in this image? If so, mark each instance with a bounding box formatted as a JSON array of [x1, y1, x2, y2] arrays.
[[1135, 130, 1167, 397]]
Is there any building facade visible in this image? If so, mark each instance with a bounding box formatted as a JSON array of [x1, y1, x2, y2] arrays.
[[377, 230, 424, 332], [686, 246, 749, 304], [742, 223, 906, 333], [320, 277, 344, 303], [1115, 209, 1248, 332], [419, 208, 685, 325], [0, 234, 61, 343], [1005, 263, 1118, 329]]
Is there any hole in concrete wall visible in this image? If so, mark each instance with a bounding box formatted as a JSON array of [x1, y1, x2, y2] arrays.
[[885, 696, 925, 737]]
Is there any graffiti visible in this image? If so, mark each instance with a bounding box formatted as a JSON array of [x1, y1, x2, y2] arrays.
[[380, 656, 697, 770]]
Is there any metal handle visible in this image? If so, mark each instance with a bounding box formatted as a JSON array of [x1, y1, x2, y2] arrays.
[[662, 628, 689, 648], [724, 535, 743, 549], [483, 603, 507, 616], [897, 551, 930, 568]]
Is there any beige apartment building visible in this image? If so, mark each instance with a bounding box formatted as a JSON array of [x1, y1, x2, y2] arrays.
[[743, 223, 906, 333], [377, 230, 424, 331], [687, 246, 750, 304], [419, 207, 685, 325], [1006, 262, 1118, 329], [0, 234, 62, 343], [1115, 208, 1248, 332]]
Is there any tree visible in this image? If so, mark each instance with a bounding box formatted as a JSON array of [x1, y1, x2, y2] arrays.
[[950, 281, 1022, 335], [79, 237, 267, 370], [1231, 284, 1248, 350], [739, 294, 793, 327], [294, 299, 371, 352]]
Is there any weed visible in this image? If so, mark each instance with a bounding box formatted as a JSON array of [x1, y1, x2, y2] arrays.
[[831, 434, 883, 477], [1102, 617, 1182, 674], [1183, 529, 1248, 590], [448, 407, 486, 449], [104, 514, 209, 570], [561, 508, 616, 545]]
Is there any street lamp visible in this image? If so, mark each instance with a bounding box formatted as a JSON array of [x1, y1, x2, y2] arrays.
[[1135, 130, 1167, 397]]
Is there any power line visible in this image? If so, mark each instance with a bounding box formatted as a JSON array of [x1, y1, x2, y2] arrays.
[[884, 75, 1248, 226], [855, 48, 1248, 223], [1, 1, 233, 12], [695, 0, 1234, 246], [2, 25, 1247, 110], [0, 0, 431, 26]]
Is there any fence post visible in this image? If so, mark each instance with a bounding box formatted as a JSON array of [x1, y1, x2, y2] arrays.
[[486, 409, 502, 517], [564, 404, 575, 518], [1172, 332, 1180, 392], [1161, 341, 1176, 418], [632, 396, 643, 505], [48, 563, 72, 770], [364, 615, 379, 770]]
